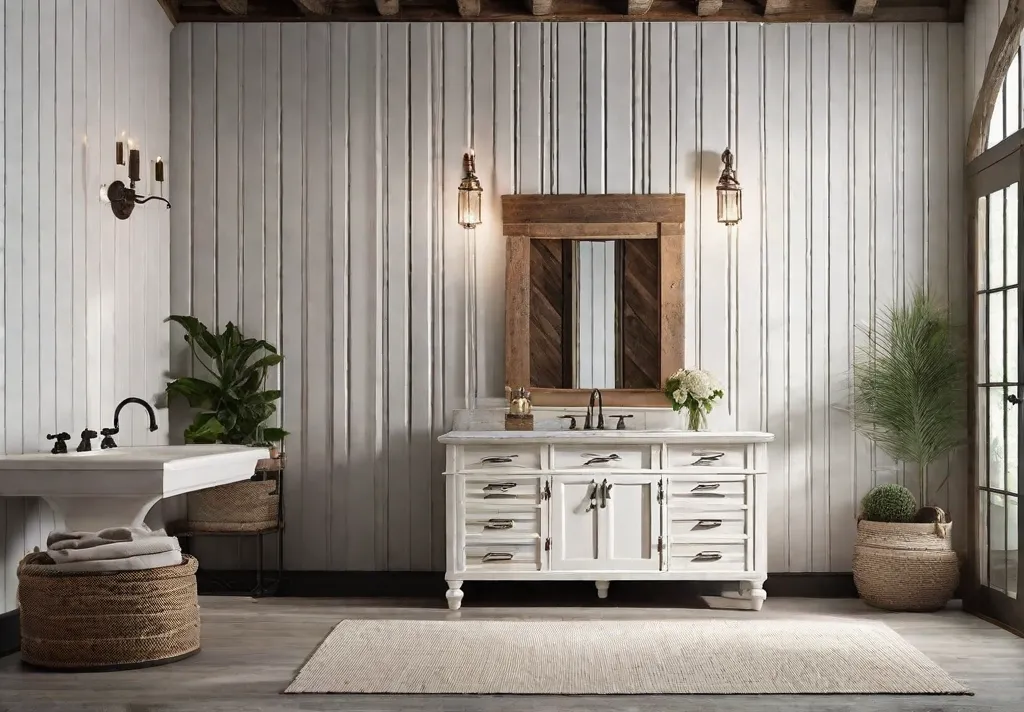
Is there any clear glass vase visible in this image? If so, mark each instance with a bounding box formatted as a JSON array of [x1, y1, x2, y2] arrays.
[[685, 406, 708, 431]]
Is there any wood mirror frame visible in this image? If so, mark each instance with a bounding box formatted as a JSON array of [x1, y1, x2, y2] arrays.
[[504, 193, 685, 407]]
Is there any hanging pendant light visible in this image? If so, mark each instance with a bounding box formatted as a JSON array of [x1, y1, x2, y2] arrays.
[[716, 148, 742, 227], [458, 150, 483, 229]]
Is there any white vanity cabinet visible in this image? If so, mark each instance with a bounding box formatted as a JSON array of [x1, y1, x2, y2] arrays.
[[440, 430, 773, 611]]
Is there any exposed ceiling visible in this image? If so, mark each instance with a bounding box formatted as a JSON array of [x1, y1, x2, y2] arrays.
[[161, 0, 966, 23]]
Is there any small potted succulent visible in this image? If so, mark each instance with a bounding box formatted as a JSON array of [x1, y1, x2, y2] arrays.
[[848, 291, 966, 611], [165, 316, 288, 533], [663, 368, 724, 430]]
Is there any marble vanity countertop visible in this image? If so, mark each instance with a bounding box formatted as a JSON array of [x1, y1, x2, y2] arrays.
[[438, 430, 774, 444]]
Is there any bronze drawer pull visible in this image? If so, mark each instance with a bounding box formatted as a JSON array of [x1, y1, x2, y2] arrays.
[[482, 455, 518, 464], [691, 451, 725, 466], [484, 519, 514, 530], [695, 519, 723, 528], [583, 453, 621, 466], [482, 552, 514, 562], [483, 482, 517, 492], [693, 551, 723, 562], [692, 483, 721, 492]]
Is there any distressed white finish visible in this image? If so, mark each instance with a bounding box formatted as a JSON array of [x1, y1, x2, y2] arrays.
[[441, 430, 772, 610], [0, 445, 267, 532], [170, 21, 966, 575], [0, 0, 172, 613]]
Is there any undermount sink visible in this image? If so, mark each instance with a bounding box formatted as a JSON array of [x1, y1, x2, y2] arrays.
[[0, 444, 269, 531]]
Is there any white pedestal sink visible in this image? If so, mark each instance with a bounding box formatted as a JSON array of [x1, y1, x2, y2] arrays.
[[0, 445, 269, 531]]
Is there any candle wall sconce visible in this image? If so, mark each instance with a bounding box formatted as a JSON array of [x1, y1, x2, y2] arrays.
[[105, 141, 170, 220]]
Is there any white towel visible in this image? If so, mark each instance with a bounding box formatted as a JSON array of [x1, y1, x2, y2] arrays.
[[46, 549, 183, 573], [47, 536, 180, 563]]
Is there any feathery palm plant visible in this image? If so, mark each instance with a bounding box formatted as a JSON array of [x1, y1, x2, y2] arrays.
[[849, 290, 967, 505]]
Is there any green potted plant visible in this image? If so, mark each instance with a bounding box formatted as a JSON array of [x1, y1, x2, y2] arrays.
[[166, 315, 288, 533], [848, 291, 966, 611]]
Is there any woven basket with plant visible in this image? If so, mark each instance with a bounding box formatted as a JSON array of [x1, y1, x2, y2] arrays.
[[165, 316, 288, 533], [847, 290, 965, 611]]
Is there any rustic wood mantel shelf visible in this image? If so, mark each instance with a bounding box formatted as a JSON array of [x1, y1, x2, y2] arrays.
[[161, 0, 965, 24]]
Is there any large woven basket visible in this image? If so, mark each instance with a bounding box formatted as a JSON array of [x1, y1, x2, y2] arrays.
[[852, 520, 959, 612], [17, 553, 200, 671], [187, 479, 279, 532]]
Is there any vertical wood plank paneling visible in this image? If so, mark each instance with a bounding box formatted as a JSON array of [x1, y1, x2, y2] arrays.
[[2, 0, 170, 612], [240, 26, 265, 340], [345, 25, 380, 570], [383, 23, 411, 571], [408, 23, 434, 570], [328, 23, 350, 571], [279, 23, 306, 571], [808, 24, 830, 572], [827, 25, 854, 571], [303, 23, 332, 570], [215, 24, 241, 328], [168, 20, 968, 576], [762, 23, 788, 572], [605, 24, 632, 194]]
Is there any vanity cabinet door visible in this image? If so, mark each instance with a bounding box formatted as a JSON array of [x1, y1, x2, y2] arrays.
[[549, 474, 662, 572], [549, 476, 603, 571], [599, 474, 662, 572]]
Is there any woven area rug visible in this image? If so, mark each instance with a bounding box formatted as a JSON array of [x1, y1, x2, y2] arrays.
[[285, 619, 970, 695]]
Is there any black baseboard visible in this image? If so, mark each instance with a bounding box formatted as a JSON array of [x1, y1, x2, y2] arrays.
[[198, 570, 859, 602], [0, 610, 19, 657]]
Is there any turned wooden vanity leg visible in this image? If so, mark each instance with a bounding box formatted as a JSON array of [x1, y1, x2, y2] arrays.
[[595, 580, 610, 599], [750, 578, 767, 611], [445, 580, 464, 610]]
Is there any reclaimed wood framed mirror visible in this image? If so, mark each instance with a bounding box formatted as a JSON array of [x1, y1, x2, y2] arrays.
[[504, 194, 685, 407]]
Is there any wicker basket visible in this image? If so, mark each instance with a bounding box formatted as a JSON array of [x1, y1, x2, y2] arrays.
[[186, 479, 279, 532], [852, 520, 960, 612], [17, 553, 200, 671]]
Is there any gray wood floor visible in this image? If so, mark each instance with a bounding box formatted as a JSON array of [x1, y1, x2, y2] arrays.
[[0, 597, 1022, 711]]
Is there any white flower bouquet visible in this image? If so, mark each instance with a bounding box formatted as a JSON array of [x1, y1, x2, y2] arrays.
[[663, 368, 724, 431]]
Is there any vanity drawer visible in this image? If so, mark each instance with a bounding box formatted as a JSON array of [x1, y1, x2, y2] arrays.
[[667, 477, 747, 507], [464, 476, 542, 506], [669, 543, 747, 572], [464, 509, 540, 537], [665, 445, 748, 469], [551, 445, 650, 470], [464, 541, 541, 570], [459, 445, 542, 472], [669, 511, 747, 541]]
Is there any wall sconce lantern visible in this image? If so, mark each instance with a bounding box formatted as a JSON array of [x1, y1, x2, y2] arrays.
[[104, 140, 171, 220], [716, 148, 742, 227], [458, 150, 483, 229]]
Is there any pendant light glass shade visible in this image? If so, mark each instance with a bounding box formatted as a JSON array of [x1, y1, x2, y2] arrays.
[[716, 148, 742, 226], [458, 151, 483, 229]]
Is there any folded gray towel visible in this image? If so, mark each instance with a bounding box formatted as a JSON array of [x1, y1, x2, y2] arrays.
[[47, 549, 183, 573], [47, 525, 167, 550], [48, 536, 180, 563]]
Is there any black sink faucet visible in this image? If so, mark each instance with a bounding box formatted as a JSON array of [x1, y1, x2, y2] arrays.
[[101, 397, 159, 448], [584, 389, 605, 431]]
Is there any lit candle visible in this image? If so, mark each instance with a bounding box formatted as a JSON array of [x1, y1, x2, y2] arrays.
[[128, 148, 140, 182], [155, 157, 164, 183]]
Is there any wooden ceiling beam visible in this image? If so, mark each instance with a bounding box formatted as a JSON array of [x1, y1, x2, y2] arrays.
[[374, 0, 400, 15], [759, 0, 790, 15], [457, 0, 481, 16], [155, 0, 179, 24], [696, 0, 722, 17], [215, 0, 247, 14], [627, 0, 654, 14], [294, 0, 330, 14], [851, 0, 877, 19], [529, 0, 553, 15]]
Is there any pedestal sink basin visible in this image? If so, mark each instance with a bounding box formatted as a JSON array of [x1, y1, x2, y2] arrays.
[[0, 444, 269, 531]]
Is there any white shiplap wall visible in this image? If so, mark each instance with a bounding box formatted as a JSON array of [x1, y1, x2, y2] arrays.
[[170, 21, 967, 574], [0, 0, 172, 614]]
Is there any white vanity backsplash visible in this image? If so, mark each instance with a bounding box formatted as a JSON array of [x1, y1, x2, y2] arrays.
[[452, 406, 685, 432]]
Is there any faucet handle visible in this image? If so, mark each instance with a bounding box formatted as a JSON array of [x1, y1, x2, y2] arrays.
[[76, 428, 98, 452], [100, 427, 119, 449], [610, 414, 635, 430], [46, 432, 71, 454]]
